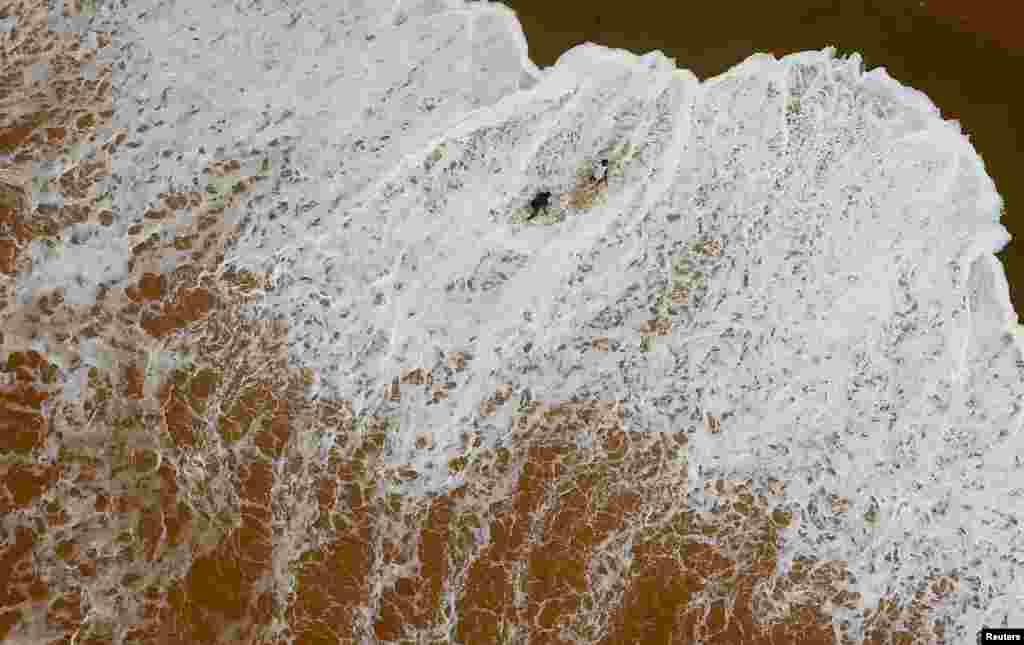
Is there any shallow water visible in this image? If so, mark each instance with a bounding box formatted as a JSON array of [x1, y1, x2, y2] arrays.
[[509, 0, 1024, 311]]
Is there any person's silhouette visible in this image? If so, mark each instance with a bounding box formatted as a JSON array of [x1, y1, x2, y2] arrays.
[[527, 190, 551, 219]]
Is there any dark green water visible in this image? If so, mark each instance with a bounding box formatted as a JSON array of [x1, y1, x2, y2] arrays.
[[509, 0, 1024, 313]]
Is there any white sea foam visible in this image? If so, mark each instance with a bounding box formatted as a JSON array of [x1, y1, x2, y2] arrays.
[[38, 0, 1023, 639]]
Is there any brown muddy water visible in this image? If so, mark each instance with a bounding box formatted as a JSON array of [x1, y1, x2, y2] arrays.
[[507, 0, 1024, 313]]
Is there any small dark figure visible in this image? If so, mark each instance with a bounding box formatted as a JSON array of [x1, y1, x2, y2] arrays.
[[593, 159, 609, 186], [527, 190, 551, 220]]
